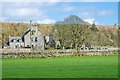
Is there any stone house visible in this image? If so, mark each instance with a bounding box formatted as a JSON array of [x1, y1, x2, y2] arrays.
[[5, 26, 44, 50], [8, 36, 24, 48]]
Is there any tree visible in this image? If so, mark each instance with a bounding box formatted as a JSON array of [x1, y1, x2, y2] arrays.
[[53, 23, 90, 51], [70, 24, 90, 52], [90, 22, 98, 31], [53, 24, 71, 49]]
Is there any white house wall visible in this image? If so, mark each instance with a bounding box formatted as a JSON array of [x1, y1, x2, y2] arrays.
[[37, 32, 44, 50], [24, 32, 31, 47], [10, 42, 24, 48]]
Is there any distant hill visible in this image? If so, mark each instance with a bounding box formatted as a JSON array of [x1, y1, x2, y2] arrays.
[[56, 15, 89, 24]]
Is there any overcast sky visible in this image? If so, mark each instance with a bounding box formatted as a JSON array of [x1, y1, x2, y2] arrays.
[[1, 0, 119, 25]]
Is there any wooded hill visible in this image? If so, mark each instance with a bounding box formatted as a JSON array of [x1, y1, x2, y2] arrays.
[[0, 15, 119, 48], [0, 22, 118, 48]]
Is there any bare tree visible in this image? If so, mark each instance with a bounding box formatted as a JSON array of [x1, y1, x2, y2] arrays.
[[70, 24, 90, 52], [53, 23, 90, 51], [53, 24, 71, 49]]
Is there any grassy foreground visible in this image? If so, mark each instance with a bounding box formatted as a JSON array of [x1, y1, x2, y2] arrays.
[[2, 55, 118, 78]]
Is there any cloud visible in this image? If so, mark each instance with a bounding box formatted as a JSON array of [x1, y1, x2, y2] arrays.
[[98, 10, 113, 15], [78, 11, 95, 19], [2, 0, 119, 2], [82, 0, 118, 1], [2, 0, 61, 2], [46, 0, 65, 1], [2, 2, 57, 22], [4, 8, 43, 17], [60, 5, 74, 12], [84, 18, 100, 24], [1, 1, 117, 25], [0, 17, 8, 22], [84, 18, 95, 24], [78, 0, 104, 2], [80, 12, 93, 18], [78, 9, 114, 19], [37, 19, 56, 24]]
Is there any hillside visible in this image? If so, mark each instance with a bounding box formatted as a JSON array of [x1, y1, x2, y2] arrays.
[[0, 22, 53, 48], [0, 15, 119, 48], [86, 26, 118, 47]]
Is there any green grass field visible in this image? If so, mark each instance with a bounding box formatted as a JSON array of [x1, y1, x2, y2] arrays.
[[2, 55, 118, 78]]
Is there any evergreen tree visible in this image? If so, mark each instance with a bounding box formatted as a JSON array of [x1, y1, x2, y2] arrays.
[[90, 22, 98, 31]]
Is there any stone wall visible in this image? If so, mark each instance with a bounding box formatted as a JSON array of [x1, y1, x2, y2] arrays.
[[0, 48, 31, 53], [1, 50, 119, 59]]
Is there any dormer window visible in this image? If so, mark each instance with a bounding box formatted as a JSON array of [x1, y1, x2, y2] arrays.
[[31, 30, 36, 35], [11, 39, 16, 42], [18, 39, 22, 42]]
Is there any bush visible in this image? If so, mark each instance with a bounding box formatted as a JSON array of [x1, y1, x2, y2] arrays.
[[65, 46, 73, 49]]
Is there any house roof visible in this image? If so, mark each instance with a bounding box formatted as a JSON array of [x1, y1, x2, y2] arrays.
[[22, 28, 31, 37]]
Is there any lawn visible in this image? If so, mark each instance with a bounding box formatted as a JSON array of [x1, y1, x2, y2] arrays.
[[2, 55, 118, 78]]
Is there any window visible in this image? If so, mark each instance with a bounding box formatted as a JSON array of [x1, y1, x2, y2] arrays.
[[30, 37, 34, 41], [11, 39, 13, 42], [27, 45, 30, 48], [16, 44, 19, 48], [35, 37, 37, 42]]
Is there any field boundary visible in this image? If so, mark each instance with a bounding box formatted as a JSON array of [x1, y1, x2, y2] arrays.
[[1, 50, 118, 58]]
